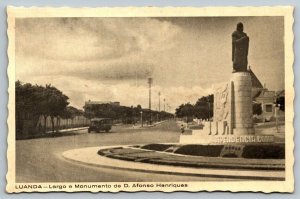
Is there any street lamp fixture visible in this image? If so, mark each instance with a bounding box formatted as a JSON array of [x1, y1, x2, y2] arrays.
[[140, 111, 143, 127], [148, 77, 153, 125], [208, 99, 212, 135]]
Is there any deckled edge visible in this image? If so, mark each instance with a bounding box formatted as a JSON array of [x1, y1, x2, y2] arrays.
[[6, 6, 14, 193], [5, 6, 295, 193], [289, 5, 295, 193]]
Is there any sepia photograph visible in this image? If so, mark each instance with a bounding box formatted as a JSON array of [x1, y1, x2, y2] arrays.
[[6, 6, 294, 193]]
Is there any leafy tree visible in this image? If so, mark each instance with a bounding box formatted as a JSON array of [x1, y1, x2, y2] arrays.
[[43, 84, 69, 132], [16, 81, 47, 134], [175, 94, 213, 121], [84, 103, 173, 124], [16, 81, 69, 134], [61, 106, 83, 128], [136, 105, 142, 110], [194, 94, 214, 120], [175, 103, 195, 122]]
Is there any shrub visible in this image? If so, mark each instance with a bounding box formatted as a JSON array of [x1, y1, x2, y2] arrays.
[[141, 144, 174, 151], [175, 145, 224, 157], [242, 144, 285, 159]]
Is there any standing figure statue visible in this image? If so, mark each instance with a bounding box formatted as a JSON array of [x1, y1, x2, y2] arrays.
[[232, 22, 249, 72]]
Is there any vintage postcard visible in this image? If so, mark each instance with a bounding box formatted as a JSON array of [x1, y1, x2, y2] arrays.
[[6, 6, 294, 193]]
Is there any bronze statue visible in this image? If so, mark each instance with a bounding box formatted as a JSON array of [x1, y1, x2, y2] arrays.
[[232, 22, 249, 72]]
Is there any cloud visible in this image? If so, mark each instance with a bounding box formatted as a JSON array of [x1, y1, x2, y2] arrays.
[[16, 18, 181, 61], [16, 17, 182, 82], [15, 17, 285, 111]]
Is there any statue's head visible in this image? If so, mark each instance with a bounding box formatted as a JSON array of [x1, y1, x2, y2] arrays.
[[237, 22, 244, 32]]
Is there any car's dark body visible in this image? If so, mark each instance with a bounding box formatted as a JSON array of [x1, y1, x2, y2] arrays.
[[88, 118, 113, 133]]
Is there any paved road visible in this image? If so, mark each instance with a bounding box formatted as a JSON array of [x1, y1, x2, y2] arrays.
[[16, 120, 231, 182]]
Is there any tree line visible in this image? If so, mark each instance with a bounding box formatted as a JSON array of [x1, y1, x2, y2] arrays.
[[84, 104, 174, 124], [175, 94, 263, 122], [175, 95, 214, 122], [16, 81, 83, 134], [175, 93, 285, 123]]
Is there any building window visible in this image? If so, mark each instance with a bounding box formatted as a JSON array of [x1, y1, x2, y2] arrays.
[[265, 104, 273, 112]]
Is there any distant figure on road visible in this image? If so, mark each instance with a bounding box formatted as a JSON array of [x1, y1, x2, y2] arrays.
[[180, 124, 185, 134]]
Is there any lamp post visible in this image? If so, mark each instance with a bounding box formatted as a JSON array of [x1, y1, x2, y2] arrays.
[[274, 103, 280, 133], [167, 103, 170, 112], [158, 92, 161, 121], [140, 111, 143, 127], [208, 99, 212, 135], [158, 92, 161, 112], [167, 104, 171, 120], [148, 77, 153, 125], [276, 105, 279, 133]]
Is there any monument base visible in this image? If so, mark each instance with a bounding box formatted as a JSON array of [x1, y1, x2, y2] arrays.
[[233, 127, 255, 135], [179, 131, 274, 145]]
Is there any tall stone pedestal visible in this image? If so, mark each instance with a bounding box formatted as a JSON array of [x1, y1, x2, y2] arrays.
[[232, 72, 254, 135], [212, 71, 255, 136]]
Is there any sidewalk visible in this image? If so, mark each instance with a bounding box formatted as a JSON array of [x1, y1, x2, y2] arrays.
[[131, 120, 168, 129], [46, 126, 88, 134], [17, 126, 89, 140]]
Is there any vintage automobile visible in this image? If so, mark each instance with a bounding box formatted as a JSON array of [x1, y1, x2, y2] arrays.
[[88, 118, 113, 133]]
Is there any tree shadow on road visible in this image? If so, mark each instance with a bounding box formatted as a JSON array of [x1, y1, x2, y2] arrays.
[[17, 131, 82, 140]]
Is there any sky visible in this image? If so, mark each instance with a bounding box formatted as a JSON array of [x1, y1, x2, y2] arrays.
[[15, 17, 284, 112]]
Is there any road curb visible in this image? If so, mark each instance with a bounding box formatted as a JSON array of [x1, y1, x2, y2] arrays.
[[62, 146, 285, 181]]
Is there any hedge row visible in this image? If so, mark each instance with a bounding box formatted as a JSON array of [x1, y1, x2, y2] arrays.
[[174, 145, 224, 157], [174, 144, 285, 159], [141, 144, 174, 151], [242, 144, 285, 159]]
